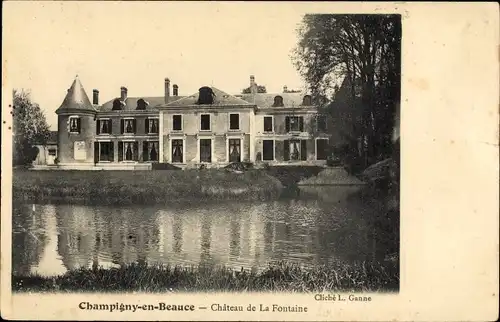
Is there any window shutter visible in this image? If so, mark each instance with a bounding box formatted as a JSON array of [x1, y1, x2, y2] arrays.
[[120, 119, 124, 134], [133, 142, 139, 161], [300, 140, 307, 160], [94, 142, 99, 163], [133, 119, 137, 133], [77, 118, 81, 133], [109, 142, 115, 162], [285, 117, 290, 132], [96, 120, 101, 135], [108, 120, 113, 134], [299, 117, 304, 132], [118, 142, 123, 161], [143, 142, 149, 161], [145, 118, 149, 133], [284, 140, 290, 161]]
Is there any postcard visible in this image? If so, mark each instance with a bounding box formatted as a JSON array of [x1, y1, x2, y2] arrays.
[[1, 1, 498, 321]]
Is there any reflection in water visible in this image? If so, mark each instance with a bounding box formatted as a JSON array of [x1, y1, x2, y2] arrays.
[[12, 189, 395, 277]]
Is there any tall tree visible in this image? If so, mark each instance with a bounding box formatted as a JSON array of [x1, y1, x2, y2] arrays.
[[292, 14, 401, 172], [12, 89, 51, 166]]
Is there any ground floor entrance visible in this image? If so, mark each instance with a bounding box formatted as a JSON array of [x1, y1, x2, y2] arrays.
[[94, 140, 159, 163]]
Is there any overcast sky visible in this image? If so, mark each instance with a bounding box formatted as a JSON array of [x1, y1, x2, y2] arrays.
[[4, 2, 315, 129]]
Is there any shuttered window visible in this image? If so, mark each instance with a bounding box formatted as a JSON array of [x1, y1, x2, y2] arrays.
[[285, 116, 303, 132], [121, 118, 136, 134]]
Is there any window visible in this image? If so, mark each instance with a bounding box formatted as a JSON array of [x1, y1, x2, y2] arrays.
[[229, 113, 239, 130], [199, 139, 212, 163], [69, 116, 81, 133], [143, 141, 159, 162], [118, 141, 138, 161], [48, 148, 57, 156], [316, 139, 329, 160], [286, 116, 304, 132], [197, 87, 215, 105], [228, 139, 241, 163], [146, 118, 159, 134], [121, 118, 136, 134], [112, 99, 122, 111], [98, 142, 114, 162], [302, 95, 312, 106], [171, 139, 183, 163], [137, 99, 147, 110], [172, 115, 182, 131], [200, 114, 211, 131], [263, 116, 273, 132], [97, 119, 112, 135], [262, 140, 274, 161], [316, 115, 327, 132], [272, 96, 284, 107], [284, 139, 307, 161]]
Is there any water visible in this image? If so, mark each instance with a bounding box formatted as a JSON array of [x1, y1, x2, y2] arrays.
[[12, 187, 395, 277]]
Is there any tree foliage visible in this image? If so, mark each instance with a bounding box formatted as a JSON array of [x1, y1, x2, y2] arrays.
[[241, 85, 267, 94], [12, 90, 51, 166], [292, 14, 401, 172]]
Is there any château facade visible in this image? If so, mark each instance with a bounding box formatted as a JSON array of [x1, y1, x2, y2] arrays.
[[55, 75, 331, 169]]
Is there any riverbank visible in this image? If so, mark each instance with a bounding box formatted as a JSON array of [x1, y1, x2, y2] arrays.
[[12, 169, 283, 204], [12, 261, 399, 293]]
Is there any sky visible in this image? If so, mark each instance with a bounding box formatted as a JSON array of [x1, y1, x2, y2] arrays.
[[4, 2, 313, 130]]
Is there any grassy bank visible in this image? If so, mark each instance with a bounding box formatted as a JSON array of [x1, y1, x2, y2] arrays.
[[13, 169, 283, 204], [12, 261, 399, 293], [263, 166, 324, 187]]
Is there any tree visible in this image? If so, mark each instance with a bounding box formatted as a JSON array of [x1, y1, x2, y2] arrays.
[[292, 14, 401, 172], [12, 89, 51, 166], [241, 85, 267, 94]]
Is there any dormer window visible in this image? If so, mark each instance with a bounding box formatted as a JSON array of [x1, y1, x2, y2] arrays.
[[136, 99, 147, 110], [112, 99, 122, 111], [302, 95, 312, 106], [272, 95, 284, 107], [69, 116, 81, 134], [197, 87, 215, 105]]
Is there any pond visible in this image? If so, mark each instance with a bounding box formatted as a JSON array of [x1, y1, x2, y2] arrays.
[[12, 187, 397, 277]]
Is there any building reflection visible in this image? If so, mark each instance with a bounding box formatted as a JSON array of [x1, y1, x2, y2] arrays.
[[12, 195, 381, 276], [12, 204, 49, 276], [56, 204, 96, 271]]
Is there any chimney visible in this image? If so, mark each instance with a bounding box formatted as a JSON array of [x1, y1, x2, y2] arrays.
[[283, 85, 288, 93], [120, 86, 128, 101], [250, 75, 257, 94], [173, 84, 178, 96], [164, 78, 170, 103], [92, 89, 99, 105]]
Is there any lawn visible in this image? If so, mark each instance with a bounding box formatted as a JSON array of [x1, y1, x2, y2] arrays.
[[12, 169, 283, 204], [12, 260, 399, 293]]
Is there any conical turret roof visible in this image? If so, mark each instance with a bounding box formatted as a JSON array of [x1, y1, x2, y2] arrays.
[[56, 76, 96, 114]]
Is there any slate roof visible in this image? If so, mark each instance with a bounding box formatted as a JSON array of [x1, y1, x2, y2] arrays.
[[237, 92, 312, 108], [162, 87, 254, 107], [99, 96, 185, 112], [56, 76, 96, 113]]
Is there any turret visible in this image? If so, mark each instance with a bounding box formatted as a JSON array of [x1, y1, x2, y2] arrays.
[[55, 76, 97, 165]]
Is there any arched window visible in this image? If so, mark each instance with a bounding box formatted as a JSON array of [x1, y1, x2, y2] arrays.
[[272, 95, 284, 107], [197, 87, 216, 105], [137, 99, 147, 110], [302, 95, 312, 106], [112, 99, 122, 111]]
